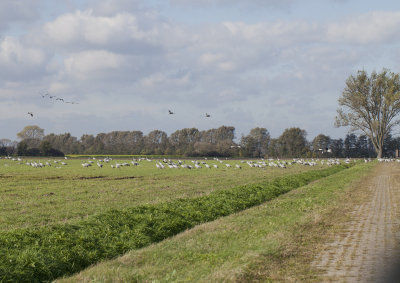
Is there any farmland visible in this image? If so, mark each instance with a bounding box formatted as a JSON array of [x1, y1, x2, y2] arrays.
[[0, 156, 371, 282], [0, 157, 330, 231]]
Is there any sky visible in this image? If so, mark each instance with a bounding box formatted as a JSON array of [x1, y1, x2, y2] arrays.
[[1, 0, 400, 142]]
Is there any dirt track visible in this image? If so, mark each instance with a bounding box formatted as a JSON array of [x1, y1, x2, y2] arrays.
[[313, 163, 400, 282]]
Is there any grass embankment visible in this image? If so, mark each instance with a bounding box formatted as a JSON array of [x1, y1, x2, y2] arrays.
[[0, 164, 351, 282], [58, 162, 375, 282]]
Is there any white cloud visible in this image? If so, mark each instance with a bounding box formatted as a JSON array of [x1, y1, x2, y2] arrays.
[[87, 0, 145, 16], [326, 11, 400, 44], [42, 9, 165, 54], [140, 72, 190, 88], [199, 53, 224, 65], [198, 53, 237, 71], [48, 82, 70, 94], [0, 36, 47, 80], [0, 0, 42, 33], [64, 50, 124, 80], [43, 12, 82, 45], [0, 37, 44, 64], [169, 0, 295, 10]]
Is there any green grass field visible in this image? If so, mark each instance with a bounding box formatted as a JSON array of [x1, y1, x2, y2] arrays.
[[0, 156, 372, 282], [57, 161, 375, 282], [0, 157, 322, 231]]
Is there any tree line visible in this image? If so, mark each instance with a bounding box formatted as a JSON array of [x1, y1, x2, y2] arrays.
[[2, 125, 400, 158]]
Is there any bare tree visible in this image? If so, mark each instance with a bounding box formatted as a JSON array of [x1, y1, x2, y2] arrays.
[[336, 69, 400, 158]]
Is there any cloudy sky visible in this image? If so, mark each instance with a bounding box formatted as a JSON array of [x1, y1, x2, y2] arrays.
[[1, 0, 400, 141]]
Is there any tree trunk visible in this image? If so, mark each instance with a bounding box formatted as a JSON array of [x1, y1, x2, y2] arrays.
[[377, 147, 383, 158]]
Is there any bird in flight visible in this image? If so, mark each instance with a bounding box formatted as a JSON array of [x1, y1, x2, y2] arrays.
[[168, 110, 174, 114], [39, 91, 79, 105], [205, 113, 211, 117], [28, 112, 33, 117], [40, 91, 49, 98]]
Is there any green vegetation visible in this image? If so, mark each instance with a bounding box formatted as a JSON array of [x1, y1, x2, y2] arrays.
[[0, 158, 352, 282], [0, 158, 315, 231], [9, 121, 399, 160], [336, 69, 400, 158], [59, 162, 375, 282]]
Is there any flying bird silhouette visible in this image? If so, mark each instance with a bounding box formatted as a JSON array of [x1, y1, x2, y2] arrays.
[[28, 112, 33, 117], [168, 110, 174, 114], [40, 92, 49, 98], [205, 113, 211, 117], [39, 91, 79, 105]]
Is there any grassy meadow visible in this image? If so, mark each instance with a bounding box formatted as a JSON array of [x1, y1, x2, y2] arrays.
[[1, 157, 322, 231], [58, 161, 376, 282], [0, 156, 374, 282]]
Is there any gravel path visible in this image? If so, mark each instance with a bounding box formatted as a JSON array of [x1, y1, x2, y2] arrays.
[[313, 163, 400, 282]]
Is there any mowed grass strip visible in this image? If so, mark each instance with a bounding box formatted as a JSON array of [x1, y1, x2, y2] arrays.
[[57, 162, 374, 283], [0, 164, 350, 282]]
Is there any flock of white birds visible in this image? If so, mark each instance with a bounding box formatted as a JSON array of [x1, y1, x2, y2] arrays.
[[3, 156, 398, 170], [0, 156, 69, 168], [0, 155, 376, 170]]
